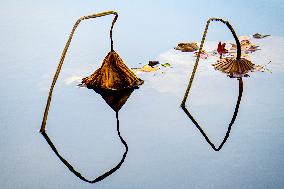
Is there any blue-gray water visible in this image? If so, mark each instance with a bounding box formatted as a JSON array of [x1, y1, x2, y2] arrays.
[[1, 1, 284, 188]]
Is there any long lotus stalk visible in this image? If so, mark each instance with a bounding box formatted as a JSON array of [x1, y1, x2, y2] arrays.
[[181, 18, 253, 107], [40, 11, 130, 132]]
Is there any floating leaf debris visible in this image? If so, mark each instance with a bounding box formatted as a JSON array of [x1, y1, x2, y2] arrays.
[[174, 42, 199, 52], [253, 33, 271, 39]]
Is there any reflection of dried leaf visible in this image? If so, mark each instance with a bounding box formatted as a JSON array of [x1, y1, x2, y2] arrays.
[[94, 88, 133, 112], [132, 65, 159, 72], [253, 33, 271, 39], [175, 42, 199, 52]]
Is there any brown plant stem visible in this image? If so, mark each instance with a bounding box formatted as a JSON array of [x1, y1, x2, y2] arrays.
[[40, 11, 118, 132], [181, 18, 241, 107]]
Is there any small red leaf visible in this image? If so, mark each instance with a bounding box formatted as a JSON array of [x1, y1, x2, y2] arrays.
[[217, 42, 227, 55]]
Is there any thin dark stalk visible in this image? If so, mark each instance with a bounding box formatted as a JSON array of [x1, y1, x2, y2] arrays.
[[41, 112, 128, 183], [40, 11, 118, 132], [181, 78, 243, 151], [181, 18, 241, 106]]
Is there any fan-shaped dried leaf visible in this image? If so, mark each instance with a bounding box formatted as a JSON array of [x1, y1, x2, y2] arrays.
[[212, 58, 255, 77]]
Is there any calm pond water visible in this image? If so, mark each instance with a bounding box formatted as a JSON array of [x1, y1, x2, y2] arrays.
[[1, 1, 284, 189]]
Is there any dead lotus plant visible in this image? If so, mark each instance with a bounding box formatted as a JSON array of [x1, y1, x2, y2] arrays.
[[181, 18, 261, 106], [40, 11, 143, 132]]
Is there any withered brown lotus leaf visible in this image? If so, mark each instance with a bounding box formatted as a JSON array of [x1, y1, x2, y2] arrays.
[[175, 42, 199, 52], [212, 58, 255, 76], [82, 51, 143, 90]]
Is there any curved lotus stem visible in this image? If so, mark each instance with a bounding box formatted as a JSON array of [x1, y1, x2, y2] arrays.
[[41, 112, 128, 183], [40, 11, 118, 132], [181, 18, 241, 107], [211, 18, 241, 60], [181, 78, 243, 151]]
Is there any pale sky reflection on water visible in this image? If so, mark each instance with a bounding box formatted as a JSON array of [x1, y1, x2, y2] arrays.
[[0, 1, 284, 189]]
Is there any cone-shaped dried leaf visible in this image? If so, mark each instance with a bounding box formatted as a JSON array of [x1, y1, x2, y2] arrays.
[[212, 58, 255, 76], [82, 51, 143, 90], [94, 88, 133, 112]]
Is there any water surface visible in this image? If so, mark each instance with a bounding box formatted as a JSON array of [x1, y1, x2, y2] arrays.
[[1, 1, 284, 188]]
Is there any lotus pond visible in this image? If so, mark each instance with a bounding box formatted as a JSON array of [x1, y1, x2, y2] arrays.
[[1, 1, 284, 189]]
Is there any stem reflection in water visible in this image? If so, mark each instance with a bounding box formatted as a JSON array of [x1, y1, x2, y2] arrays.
[[41, 88, 135, 183], [182, 78, 243, 151]]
